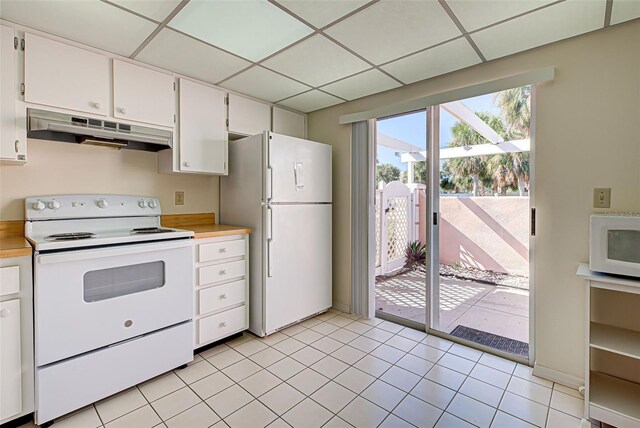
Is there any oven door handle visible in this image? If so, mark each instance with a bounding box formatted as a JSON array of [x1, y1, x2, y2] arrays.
[[37, 240, 193, 264]]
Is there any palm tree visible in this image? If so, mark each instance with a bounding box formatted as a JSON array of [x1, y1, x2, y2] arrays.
[[495, 86, 531, 195], [495, 86, 530, 138], [444, 113, 505, 196]]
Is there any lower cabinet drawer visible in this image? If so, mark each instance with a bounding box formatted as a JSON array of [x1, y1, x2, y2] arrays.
[[199, 239, 245, 263], [198, 260, 245, 286], [198, 305, 246, 345], [0, 266, 20, 297], [198, 280, 245, 315]]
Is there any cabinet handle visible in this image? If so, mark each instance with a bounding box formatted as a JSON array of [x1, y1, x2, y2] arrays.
[[14, 140, 19, 153], [118, 107, 126, 114], [219, 321, 227, 328], [91, 102, 101, 109], [219, 269, 227, 275], [183, 161, 191, 168], [0, 309, 10, 318], [220, 293, 227, 299], [219, 247, 227, 253]]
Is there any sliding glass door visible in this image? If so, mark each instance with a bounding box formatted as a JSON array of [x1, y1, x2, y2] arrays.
[[428, 87, 534, 362]]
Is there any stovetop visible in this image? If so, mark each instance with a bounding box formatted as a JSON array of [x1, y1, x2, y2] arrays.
[[25, 195, 194, 251]]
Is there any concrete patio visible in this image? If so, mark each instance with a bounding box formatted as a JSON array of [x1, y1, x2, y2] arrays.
[[375, 269, 529, 344]]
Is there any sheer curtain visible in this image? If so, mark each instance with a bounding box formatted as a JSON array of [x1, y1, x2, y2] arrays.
[[350, 120, 376, 318]]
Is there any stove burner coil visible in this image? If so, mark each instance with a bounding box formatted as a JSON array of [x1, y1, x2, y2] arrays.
[[44, 232, 96, 241]]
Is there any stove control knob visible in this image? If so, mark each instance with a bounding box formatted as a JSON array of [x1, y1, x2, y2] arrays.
[[47, 200, 61, 210], [148, 200, 158, 209], [97, 198, 108, 209], [33, 200, 46, 211], [138, 200, 146, 208]]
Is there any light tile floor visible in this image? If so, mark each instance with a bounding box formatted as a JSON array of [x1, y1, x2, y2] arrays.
[[24, 310, 587, 428], [376, 272, 529, 343]]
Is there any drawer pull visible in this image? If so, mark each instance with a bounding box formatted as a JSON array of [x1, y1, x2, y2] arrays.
[[0, 309, 10, 318], [219, 321, 227, 328], [220, 293, 227, 299], [219, 269, 227, 275], [219, 248, 227, 253]]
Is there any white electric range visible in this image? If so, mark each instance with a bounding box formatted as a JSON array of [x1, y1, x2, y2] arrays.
[[25, 195, 195, 425]]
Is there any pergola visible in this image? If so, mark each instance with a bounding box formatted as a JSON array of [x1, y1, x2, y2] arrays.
[[378, 101, 530, 185]]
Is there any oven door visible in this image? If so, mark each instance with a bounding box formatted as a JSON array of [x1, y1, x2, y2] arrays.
[[34, 239, 193, 366]]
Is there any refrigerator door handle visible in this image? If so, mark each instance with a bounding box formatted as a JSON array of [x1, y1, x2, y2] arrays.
[[294, 162, 305, 190], [266, 167, 273, 201], [267, 205, 273, 277]]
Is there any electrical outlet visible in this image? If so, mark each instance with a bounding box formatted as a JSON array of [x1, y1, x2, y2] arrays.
[[593, 188, 611, 208], [175, 191, 184, 206]]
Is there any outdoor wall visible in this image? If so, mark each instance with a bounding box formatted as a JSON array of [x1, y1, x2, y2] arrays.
[[307, 20, 640, 382], [0, 139, 218, 221], [439, 196, 529, 276]]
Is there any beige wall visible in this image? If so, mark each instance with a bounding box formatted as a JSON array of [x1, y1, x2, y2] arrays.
[[308, 20, 640, 380], [440, 196, 529, 276], [0, 139, 218, 220]]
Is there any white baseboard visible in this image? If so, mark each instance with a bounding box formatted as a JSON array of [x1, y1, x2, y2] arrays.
[[533, 362, 584, 389], [332, 302, 350, 313]]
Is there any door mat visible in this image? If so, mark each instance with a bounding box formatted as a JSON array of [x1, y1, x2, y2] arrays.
[[449, 325, 529, 358]]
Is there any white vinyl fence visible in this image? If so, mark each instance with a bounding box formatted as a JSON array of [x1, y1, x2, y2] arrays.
[[375, 181, 422, 276]]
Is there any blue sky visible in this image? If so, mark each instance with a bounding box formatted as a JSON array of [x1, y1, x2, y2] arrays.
[[376, 93, 500, 170]]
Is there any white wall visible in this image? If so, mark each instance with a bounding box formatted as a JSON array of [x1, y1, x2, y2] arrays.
[[0, 139, 218, 220], [307, 20, 640, 381]]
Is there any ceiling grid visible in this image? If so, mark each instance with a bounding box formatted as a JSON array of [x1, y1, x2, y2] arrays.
[[1, 0, 637, 112]]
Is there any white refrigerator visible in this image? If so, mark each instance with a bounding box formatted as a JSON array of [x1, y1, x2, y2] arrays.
[[220, 132, 332, 336]]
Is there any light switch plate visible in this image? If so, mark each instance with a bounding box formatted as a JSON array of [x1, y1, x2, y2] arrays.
[[593, 188, 611, 208], [175, 191, 185, 205]]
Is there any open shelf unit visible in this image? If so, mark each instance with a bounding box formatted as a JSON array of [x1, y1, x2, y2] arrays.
[[577, 263, 640, 428], [590, 322, 640, 360]]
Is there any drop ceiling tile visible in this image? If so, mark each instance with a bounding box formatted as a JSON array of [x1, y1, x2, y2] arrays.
[[324, 0, 462, 65], [262, 34, 370, 87], [381, 37, 481, 85], [446, 0, 557, 32], [471, 0, 606, 61], [321, 69, 401, 101], [274, 0, 370, 28], [611, 0, 640, 25], [136, 28, 251, 84], [278, 90, 343, 113], [168, 0, 313, 61], [0, 0, 156, 56], [220, 66, 311, 103], [108, 0, 182, 22]]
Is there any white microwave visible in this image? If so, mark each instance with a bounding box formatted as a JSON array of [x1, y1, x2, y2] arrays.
[[590, 214, 640, 278]]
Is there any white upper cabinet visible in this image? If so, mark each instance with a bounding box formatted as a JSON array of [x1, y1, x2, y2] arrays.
[[177, 79, 227, 175], [272, 107, 306, 139], [24, 33, 109, 116], [228, 94, 271, 137], [113, 60, 175, 127], [0, 25, 26, 164]]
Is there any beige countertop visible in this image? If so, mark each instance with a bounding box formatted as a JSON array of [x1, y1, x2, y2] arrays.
[[161, 213, 251, 239], [0, 221, 32, 259]]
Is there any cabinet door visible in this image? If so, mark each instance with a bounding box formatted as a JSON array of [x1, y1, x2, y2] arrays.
[[179, 79, 227, 174], [24, 33, 109, 116], [0, 299, 22, 421], [228, 94, 271, 137], [0, 26, 26, 163], [272, 107, 306, 139], [113, 60, 175, 127]]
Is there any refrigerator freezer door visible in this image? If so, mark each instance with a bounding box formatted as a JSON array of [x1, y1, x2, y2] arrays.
[[264, 204, 332, 334], [267, 133, 332, 203]]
